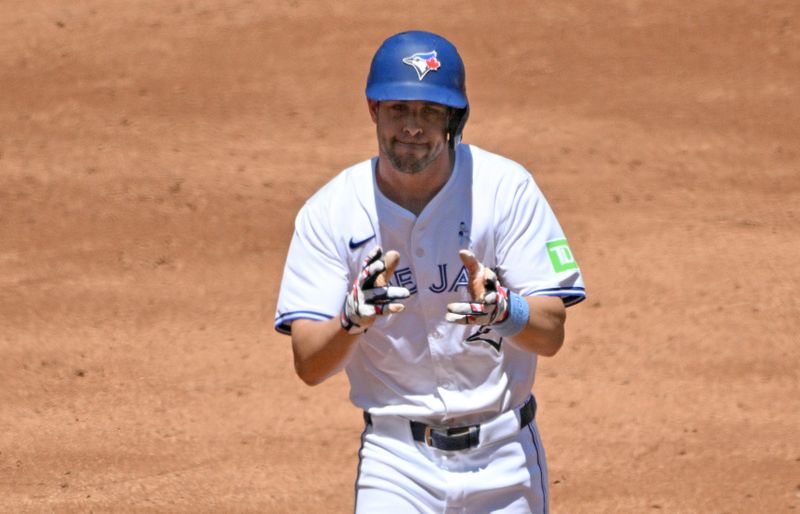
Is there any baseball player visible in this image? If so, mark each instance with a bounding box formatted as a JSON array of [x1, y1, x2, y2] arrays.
[[275, 31, 586, 514]]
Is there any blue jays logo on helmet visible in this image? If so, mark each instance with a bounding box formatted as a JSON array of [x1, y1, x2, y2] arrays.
[[402, 51, 441, 80]]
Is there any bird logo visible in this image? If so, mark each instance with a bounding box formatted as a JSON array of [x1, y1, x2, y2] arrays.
[[402, 50, 442, 80]]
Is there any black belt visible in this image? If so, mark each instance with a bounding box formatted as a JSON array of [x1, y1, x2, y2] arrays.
[[363, 396, 536, 452]]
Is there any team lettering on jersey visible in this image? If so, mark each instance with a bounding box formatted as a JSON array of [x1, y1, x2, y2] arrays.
[[392, 263, 472, 295], [392, 263, 504, 352]]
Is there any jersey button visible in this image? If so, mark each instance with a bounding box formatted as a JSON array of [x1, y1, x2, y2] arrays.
[[415, 247, 425, 257]]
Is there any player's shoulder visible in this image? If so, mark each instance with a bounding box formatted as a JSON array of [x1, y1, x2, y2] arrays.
[[301, 158, 374, 215], [462, 144, 538, 188]]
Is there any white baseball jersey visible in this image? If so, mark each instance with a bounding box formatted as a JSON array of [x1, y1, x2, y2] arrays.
[[275, 144, 585, 425]]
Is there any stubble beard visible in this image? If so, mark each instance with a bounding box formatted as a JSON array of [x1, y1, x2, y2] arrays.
[[382, 138, 445, 175]]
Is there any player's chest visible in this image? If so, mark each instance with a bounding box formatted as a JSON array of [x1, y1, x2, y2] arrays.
[[380, 213, 494, 301]]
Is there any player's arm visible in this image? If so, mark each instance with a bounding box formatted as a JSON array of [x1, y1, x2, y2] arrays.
[[446, 250, 566, 357], [291, 318, 359, 386], [510, 295, 565, 357], [290, 246, 410, 386]]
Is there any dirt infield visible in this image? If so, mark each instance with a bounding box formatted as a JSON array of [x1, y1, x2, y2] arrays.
[[1, 1, 798, 512]]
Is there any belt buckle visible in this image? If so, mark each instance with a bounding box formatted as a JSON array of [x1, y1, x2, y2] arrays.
[[424, 425, 472, 448], [424, 425, 435, 447]]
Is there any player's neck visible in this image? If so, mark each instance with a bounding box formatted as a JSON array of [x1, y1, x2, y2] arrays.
[[376, 148, 454, 216]]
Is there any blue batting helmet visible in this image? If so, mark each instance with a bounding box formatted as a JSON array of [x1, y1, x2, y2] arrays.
[[366, 31, 469, 145]]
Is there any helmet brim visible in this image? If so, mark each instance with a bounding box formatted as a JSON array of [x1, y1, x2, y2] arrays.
[[366, 82, 468, 110]]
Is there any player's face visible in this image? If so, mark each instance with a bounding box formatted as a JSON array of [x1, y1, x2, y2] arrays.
[[369, 100, 450, 174]]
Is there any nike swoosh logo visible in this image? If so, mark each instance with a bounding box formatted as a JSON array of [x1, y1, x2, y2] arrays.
[[348, 234, 375, 250]]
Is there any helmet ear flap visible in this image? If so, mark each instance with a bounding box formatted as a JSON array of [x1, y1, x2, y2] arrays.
[[448, 106, 469, 147]]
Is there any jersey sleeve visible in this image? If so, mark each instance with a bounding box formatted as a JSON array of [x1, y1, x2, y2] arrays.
[[494, 174, 586, 306], [274, 203, 350, 334]]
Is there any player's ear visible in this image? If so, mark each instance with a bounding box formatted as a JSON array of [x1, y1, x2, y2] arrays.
[[367, 100, 380, 123]]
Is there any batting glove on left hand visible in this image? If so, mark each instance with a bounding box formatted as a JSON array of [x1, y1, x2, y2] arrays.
[[446, 250, 510, 325], [341, 246, 411, 335]]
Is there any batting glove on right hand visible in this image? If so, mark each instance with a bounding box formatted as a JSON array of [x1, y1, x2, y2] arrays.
[[341, 246, 411, 335], [445, 250, 510, 326]]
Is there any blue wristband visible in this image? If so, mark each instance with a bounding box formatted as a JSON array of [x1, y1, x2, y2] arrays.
[[493, 291, 529, 338]]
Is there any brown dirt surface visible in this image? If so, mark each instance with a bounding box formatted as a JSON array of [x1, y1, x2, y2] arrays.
[[1, 1, 798, 512]]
